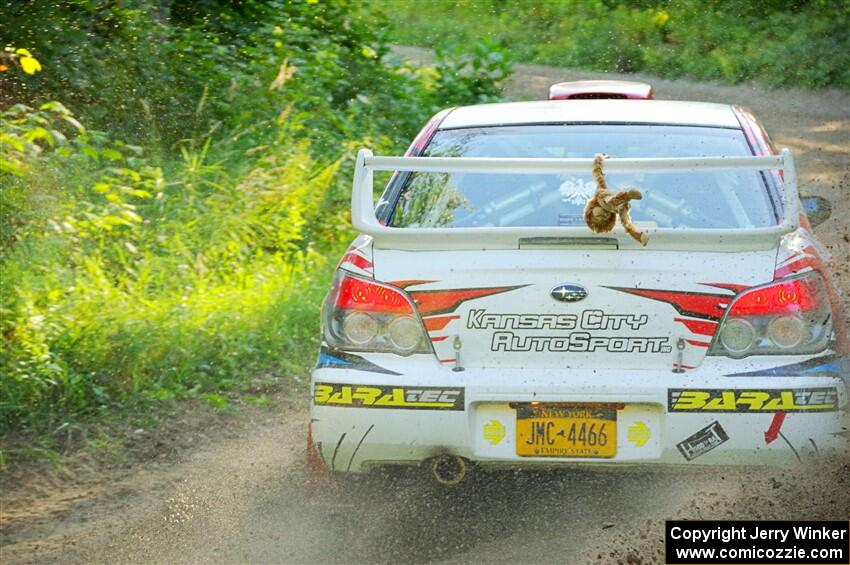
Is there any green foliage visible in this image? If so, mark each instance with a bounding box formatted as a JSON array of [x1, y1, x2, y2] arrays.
[[434, 41, 513, 104], [0, 107, 340, 432], [378, 0, 850, 88], [0, 0, 511, 146], [0, 0, 512, 437]]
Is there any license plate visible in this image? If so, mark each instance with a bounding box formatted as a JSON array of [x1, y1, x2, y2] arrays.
[[515, 404, 617, 458]]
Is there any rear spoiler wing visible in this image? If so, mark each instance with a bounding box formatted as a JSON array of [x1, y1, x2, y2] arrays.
[[351, 148, 799, 251]]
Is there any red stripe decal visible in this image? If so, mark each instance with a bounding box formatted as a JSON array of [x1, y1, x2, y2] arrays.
[[774, 256, 820, 278], [674, 317, 718, 336], [607, 287, 732, 321], [764, 412, 786, 444], [439, 358, 456, 364], [777, 251, 802, 266], [686, 339, 711, 348], [423, 315, 460, 331], [390, 279, 437, 290], [340, 252, 372, 270], [430, 336, 449, 342], [409, 285, 528, 317]]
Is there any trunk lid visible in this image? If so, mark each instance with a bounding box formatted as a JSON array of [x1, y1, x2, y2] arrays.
[[375, 248, 776, 370]]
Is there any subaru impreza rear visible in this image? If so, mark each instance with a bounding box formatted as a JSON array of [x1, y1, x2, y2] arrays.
[[309, 84, 848, 483]]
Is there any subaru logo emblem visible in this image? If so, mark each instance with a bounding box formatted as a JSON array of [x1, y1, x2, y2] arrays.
[[551, 283, 587, 303]]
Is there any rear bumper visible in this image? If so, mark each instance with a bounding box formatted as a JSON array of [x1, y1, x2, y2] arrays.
[[309, 357, 848, 474]]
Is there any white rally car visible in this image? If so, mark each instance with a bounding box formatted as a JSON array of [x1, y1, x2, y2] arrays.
[[309, 81, 848, 485]]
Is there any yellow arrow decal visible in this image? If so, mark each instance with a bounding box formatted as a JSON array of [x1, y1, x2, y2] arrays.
[[483, 419, 505, 445], [627, 421, 651, 447]]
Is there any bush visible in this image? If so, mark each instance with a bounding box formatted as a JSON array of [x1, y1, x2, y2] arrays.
[[0, 103, 338, 432], [0, 0, 512, 436]]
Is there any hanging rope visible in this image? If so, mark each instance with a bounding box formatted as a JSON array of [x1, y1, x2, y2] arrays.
[[584, 154, 649, 246]]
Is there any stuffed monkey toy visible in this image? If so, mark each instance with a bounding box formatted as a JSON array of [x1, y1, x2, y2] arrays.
[[583, 153, 649, 246]]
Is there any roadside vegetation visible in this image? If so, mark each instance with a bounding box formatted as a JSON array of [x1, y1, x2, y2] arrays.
[[0, 0, 511, 455], [3, 0, 845, 463], [379, 0, 850, 89]]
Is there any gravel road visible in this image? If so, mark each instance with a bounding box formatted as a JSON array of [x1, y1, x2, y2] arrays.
[[2, 51, 848, 565]]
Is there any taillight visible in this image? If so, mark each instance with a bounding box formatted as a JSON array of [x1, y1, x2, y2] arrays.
[[709, 272, 832, 359], [323, 270, 431, 355]]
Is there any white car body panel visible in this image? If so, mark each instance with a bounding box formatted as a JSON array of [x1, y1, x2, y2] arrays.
[[312, 360, 846, 472], [310, 99, 849, 474], [373, 248, 775, 370], [440, 100, 740, 129]]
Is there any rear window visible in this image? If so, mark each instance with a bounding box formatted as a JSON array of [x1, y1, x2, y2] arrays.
[[381, 125, 778, 230]]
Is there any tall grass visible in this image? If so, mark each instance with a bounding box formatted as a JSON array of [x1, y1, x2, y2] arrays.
[[0, 102, 347, 433], [0, 1, 512, 439]]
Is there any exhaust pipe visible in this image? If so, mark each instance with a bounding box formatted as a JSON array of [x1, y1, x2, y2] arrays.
[[429, 455, 469, 486]]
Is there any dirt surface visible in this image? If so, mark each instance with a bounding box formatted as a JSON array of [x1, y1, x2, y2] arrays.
[[2, 51, 848, 564]]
